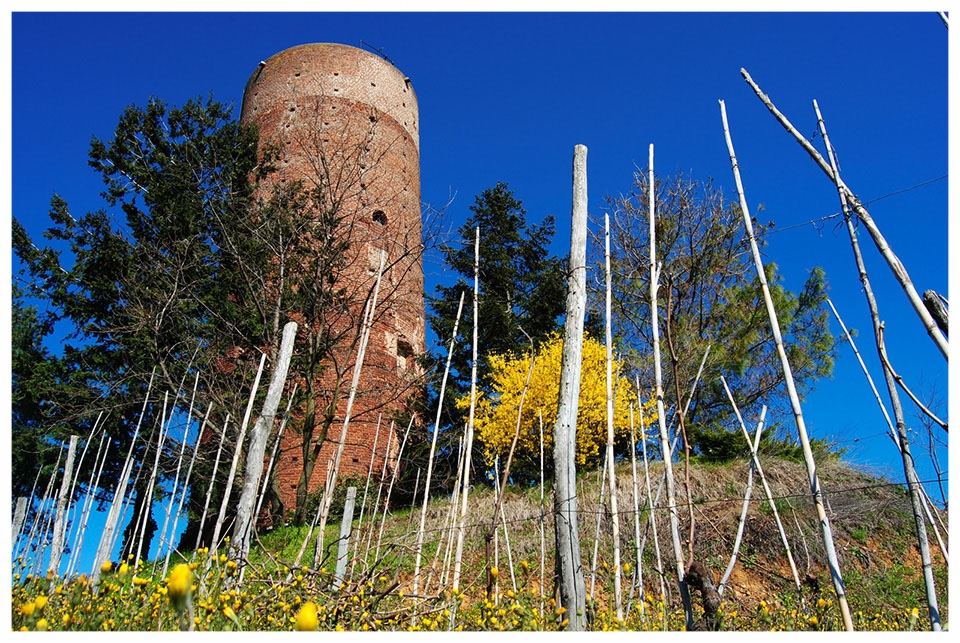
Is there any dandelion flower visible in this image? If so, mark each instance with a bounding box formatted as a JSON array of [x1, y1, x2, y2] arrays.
[[490, 567, 499, 579], [166, 563, 193, 611], [36, 618, 49, 631], [296, 602, 319, 631], [101, 560, 113, 574], [35, 595, 48, 610], [22, 601, 36, 617]]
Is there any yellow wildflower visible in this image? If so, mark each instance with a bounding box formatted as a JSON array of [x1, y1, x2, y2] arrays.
[[490, 567, 499, 579], [296, 602, 319, 631], [35, 595, 48, 610], [100, 560, 113, 574], [22, 601, 36, 617], [36, 618, 49, 631], [118, 562, 129, 577], [166, 563, 193, 610]]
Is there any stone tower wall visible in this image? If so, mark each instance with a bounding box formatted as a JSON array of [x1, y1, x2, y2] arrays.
[[240, 43, 424, 517]]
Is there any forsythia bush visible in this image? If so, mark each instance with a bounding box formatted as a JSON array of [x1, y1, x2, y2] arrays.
[[462, 332, 657, 473]]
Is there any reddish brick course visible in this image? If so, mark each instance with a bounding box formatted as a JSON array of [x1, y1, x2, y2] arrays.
[[240, 43, 424, 517]]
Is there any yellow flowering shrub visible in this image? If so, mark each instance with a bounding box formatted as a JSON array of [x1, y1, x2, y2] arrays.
[[463, 332, 656, 472]]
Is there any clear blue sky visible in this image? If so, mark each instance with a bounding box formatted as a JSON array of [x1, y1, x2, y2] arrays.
[[4, 9, 951, 572]]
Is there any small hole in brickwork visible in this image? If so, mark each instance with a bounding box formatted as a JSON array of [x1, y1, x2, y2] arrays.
[[372, 210, 387, 226], [334, 88, 340, 92], [333, 71, 339, 76], [371, 82, 376, 87], [295, 72, 301, 77], [369, 115, 376, 123], [352, 458, 360, 464], [289, 106, 295, 112]]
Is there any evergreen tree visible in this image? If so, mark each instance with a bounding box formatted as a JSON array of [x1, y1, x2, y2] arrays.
[[426, 182, 566, 484]]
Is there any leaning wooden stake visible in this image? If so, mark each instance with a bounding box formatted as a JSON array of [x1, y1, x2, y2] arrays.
[[815, 101, 941, 630], [193, 414, 230, 559], [828, 299, 948, 563], [741, 69, 947, 361], [719, 99, 853, 631], [647, 143, 693, 628], [553, 144, 589, 630], [413, 291, 466, 598], [207, 352, 267, 569], [589, 455, 608, 602], [718, 406, 766, 595], [233, 321, 298, 574], [48, 435, 79, 577], [721, 379, 802, 596]]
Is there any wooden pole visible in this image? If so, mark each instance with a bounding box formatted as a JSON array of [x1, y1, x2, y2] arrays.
[[48, 435, 79, 577], [647, 143, 693, 628], [603, 212, 624, 621], [553, 144, 589, 630], [815, 100, 941, 630], [719, 99, 853, 630], [232, 321, 298, 568], [332, 486, 358, 591], [193, 414, 230, 559]]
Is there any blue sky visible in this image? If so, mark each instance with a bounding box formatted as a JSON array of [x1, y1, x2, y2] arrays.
[[4, 8, 952, 574]]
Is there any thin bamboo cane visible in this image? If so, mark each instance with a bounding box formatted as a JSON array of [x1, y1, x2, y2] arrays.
[[59, 416, 102, 576], [363, 420, 394, 571], [374, 418, 414, 566], [313, 251, 386, 568], [485, 328, 534, 599], [589, 455, 608, 602], [155, 372, 201, 576], [815, 100, 941, 630], [639, 374, 668, 614], [647, 143, 693, 627], [193, 413, 230, 559], [740, 69, 947, 361], [349, 413, 382, 584], [827, 299, 948, 563], [538, 409, 546, 619], [719, 99, 853, 630], [66, 430, 110, 578], [603, 211, 624, 620], [718, 406, 766, 595], [133, 393, 172, 568], [207, 352, 267, 569], [413, 290, 466, 598], [93, 368, 156, 583], [627, 404, 645, 617], [163, 402, 213, 577], [452, 227, 481, 593], [721, 378, 802, 594], [437, 434, 465, 590]]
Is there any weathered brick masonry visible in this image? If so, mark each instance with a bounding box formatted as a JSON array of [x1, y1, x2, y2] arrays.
[[240, 43, 425, 516]]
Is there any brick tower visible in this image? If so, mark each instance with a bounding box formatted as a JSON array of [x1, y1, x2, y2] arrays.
[[240, 43, 424, 517]]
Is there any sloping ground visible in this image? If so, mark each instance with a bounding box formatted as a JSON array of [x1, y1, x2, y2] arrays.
[[252, 455, 947, 630]]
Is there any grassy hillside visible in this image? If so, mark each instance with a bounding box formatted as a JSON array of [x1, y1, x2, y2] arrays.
[[11, 456, 947, 631]]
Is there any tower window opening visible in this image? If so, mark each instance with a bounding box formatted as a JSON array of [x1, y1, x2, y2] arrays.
[[372, 210, 388, 226]]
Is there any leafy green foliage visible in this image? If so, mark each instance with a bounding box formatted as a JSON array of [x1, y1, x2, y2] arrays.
[[604, 172, 837, 458]]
